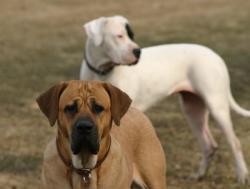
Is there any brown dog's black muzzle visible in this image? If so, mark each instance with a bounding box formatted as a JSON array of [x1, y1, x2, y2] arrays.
[[71, 117, 99, 155]]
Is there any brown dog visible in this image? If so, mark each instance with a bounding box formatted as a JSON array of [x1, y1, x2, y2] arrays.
[[37, 80, 166, 189]]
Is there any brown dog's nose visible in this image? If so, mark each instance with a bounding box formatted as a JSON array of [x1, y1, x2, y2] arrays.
[[133, 48, 141, 59], [76, 119, 94, 133]]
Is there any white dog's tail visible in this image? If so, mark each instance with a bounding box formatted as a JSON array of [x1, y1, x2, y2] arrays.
[[229, 92, 250, 117]]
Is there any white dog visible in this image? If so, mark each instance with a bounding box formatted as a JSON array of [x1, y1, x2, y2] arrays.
[[80, 16, 250, 184]]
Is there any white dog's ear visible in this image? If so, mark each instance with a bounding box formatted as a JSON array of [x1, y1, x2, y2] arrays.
[[84, 17, 107, 46]]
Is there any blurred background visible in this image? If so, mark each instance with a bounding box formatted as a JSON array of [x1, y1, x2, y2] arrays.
[[0, 0, 250, 188]]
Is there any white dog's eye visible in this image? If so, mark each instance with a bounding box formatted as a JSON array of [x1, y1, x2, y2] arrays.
[[117, 34, 123, 39]]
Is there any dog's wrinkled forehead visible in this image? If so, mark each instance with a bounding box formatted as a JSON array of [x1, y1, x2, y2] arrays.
[[59, 81, 110, 109]]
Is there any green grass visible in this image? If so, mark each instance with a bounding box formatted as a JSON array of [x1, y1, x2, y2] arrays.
[[1, 0, 250, 188]]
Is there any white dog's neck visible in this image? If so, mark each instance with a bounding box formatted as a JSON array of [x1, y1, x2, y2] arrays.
[[85, 39, 113, 71]]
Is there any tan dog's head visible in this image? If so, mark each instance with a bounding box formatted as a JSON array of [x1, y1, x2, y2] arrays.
[[37, 80, 131, 156], [84, 15, 141, 65]]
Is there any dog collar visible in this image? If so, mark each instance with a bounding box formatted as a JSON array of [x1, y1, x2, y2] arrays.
[[84, 53, 114, 75], [56, 136, 111, 185]]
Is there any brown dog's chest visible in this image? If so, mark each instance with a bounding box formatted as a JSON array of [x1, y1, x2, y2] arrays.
[[69, 145, 133, 189]]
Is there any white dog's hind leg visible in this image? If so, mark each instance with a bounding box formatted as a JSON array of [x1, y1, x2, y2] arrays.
[[180, 92, 218, 179], [207, 96, 249, 184]]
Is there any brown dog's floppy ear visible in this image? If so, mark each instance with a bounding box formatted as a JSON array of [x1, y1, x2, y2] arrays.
[[103, 83, 132, 126], [36, 82, 68, 126]]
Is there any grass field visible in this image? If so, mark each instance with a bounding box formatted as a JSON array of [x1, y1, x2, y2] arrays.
[[1, 0, 250, 188]]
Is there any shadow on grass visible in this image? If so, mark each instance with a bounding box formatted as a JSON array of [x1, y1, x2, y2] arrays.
[[0, 153, 42, 174]]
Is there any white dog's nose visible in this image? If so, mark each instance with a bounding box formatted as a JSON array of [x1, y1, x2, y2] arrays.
[[133, 48, 141, 59]]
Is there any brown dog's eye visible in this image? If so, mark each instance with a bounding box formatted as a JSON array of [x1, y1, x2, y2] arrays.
[[92, 102, 104, 114], [64, 101, 78, 115]]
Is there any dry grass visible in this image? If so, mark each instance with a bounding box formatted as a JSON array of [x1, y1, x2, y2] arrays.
[[1, 0, 250, 188]]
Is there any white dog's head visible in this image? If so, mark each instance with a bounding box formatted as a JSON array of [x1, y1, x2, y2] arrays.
[[84, 16, 140, 65]]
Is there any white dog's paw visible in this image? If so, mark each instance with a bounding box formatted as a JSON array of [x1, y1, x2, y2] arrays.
[[237, 172, 249, 185], [188, 172, 205, 181]]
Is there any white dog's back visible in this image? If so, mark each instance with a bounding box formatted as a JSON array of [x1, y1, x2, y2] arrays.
[[81, 44, 226, 110]]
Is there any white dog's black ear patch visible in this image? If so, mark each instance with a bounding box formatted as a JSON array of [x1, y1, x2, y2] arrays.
[[125, 23, 134, 41]]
